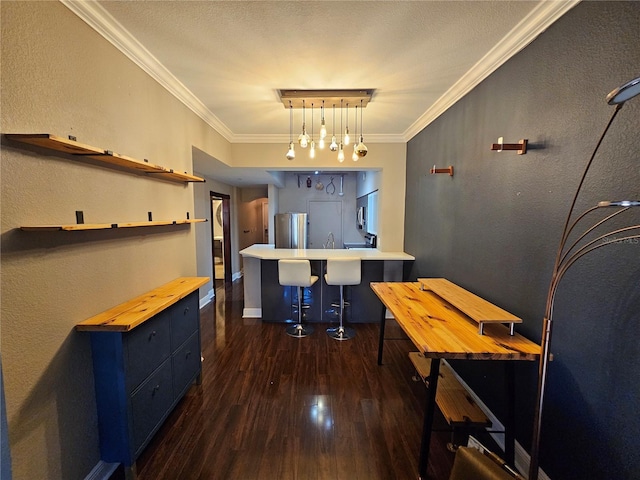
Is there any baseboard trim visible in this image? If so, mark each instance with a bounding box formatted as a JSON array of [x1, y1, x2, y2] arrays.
[[243, 307, 262, 318], [84, 461, 119, 480], [444, 360, 550, 480], [199, 289, 214, 309]]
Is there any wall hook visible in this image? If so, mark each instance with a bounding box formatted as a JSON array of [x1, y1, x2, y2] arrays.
[[490, 137, 528, 154], [430, 165, 454, 176]]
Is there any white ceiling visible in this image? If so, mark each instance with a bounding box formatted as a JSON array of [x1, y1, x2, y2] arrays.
[[63, 0, 578, 186]]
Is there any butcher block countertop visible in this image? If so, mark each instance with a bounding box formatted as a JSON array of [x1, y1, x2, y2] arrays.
[[371, 281, 540, 360], [239, 244, 414, 261], [75, 277, 209, 332]]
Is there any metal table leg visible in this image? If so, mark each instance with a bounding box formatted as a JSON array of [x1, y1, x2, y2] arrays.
[[419, 358, 440, 479], [505, 361, 515, 466], [377, 303, 386, 365]]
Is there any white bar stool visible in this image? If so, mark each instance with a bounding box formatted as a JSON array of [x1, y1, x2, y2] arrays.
[[278, 259, 318, 338], [325, 257, 361, 341]]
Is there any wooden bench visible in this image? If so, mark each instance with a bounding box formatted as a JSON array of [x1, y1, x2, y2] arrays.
[[409, 352, 491, 448]]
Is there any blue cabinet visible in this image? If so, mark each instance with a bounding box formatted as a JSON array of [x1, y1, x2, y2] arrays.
[[77, 278, 208, 478]]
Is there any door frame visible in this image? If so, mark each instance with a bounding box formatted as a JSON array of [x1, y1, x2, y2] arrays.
[[210, 191, 232, 284]]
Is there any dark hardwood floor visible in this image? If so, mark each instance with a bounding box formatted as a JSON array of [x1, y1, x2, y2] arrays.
[[133, 280, 457, 480]]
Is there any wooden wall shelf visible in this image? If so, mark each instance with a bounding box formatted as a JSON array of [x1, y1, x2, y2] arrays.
[[4, 133, 205, 183], [20, 218, 206, 232]]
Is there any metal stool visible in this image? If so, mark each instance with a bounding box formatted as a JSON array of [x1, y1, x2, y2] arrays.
[[325, 257, 361, 341], [278, 259, 318, 338]]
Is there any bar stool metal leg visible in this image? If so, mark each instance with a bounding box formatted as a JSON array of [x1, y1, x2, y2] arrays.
[[326, 284, 355, 341], [279, 259, 317, 338], [286, 285, 314, 337]]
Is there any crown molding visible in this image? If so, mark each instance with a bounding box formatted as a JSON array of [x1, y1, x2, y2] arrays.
[[60, 0, 234, 142], [403, 0, 581, 142]]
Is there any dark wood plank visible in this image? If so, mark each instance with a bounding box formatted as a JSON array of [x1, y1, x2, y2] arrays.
[[128, 280, 457, 480]]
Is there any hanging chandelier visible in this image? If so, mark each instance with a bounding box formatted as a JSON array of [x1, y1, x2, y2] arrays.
[[278, 89, 373, 162]]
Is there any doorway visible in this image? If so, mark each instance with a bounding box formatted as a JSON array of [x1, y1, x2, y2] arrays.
[[210, 191, 232, 286], [262, 200, 269, 243]]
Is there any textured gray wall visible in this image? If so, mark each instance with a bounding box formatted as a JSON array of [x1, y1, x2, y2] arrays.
[[405, 2, 640, 478], [1, 3, 227, 479]]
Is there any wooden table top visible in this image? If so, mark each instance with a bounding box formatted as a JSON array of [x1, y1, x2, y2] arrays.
[[76, 277, 209, 332], [371, 282, 540, 360]]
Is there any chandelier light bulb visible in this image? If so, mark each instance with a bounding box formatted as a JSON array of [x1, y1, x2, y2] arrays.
[[337, 143, 345, 163], [298, 125, 309, 148], [352, 143, 358, 162], [286, 141, 295, 160], [356, 136, 368, 158], [355, 99, 367, 157], [330, 135, 338, 151], [318, 137, 325, 149]]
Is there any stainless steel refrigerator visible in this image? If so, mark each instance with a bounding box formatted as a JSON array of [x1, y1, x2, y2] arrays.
[[275, 213, 308, 248]]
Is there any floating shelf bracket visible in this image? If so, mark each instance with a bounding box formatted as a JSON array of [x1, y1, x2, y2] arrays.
[[490, 137, 528, 155], [430, 165, 454, 176]]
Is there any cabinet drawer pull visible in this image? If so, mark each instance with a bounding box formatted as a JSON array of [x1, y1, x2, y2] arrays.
[[185, 350, 191, 358], [184, 307, 190, 315], [152, 384, 160, 395], [148, 330, 157, 340]]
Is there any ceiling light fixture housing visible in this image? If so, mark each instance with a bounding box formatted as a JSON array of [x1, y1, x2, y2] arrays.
[[278, 89, 374, 109]]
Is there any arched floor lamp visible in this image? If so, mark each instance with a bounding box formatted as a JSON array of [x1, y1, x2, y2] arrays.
[[529, 76, 640, 480]]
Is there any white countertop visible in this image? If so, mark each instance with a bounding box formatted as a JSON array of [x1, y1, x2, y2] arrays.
[[240, 244, 415, 261]]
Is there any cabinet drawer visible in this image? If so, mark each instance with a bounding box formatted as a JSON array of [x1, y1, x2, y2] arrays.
[[130, 358, 173, 456], [125, 311, 171, 392], [172, 331, 201, 399], [170, 292, 199, 349]]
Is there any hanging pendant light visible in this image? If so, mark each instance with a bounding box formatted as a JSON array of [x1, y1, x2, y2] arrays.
[[310, 103, 316, 159], [286, 100, 295, 160], [352, 105, 359, 161], [329, 104, 338, 152], [298, 100, 310, 148], [337, 99, 345, 162], [338, 99, 344, 163], [344, 102, 350, 146], [355, 99, 368, 158], [319, 100, 327, 141], [318, 101, 326, 149]]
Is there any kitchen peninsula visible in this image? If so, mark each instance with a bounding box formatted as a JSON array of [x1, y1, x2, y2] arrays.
[[240, 244, 415, 322]]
